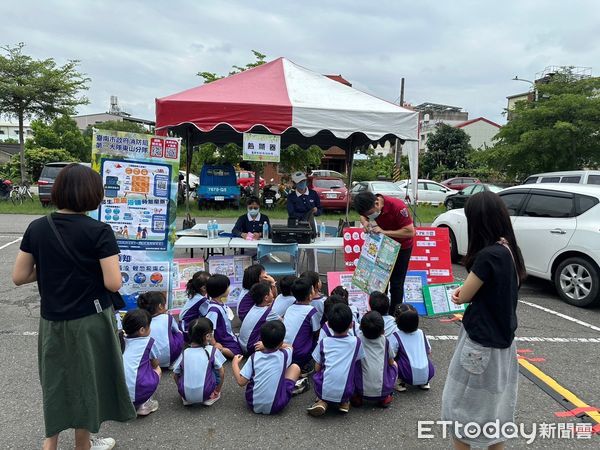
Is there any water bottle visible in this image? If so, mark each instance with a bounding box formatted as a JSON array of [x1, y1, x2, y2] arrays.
[[207, 220, 214, 239], [262, 221, 269, 240], [214, 219, 219, 238], [319, 222, 326, 240]]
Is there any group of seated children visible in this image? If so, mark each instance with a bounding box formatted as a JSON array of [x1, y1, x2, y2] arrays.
[[120, 264, 435, 417]]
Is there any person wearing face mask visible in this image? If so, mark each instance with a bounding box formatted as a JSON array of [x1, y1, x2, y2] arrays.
[[354, 191, 415, 315], [232, 196, 271, 240], [286, 172, 322, 222]]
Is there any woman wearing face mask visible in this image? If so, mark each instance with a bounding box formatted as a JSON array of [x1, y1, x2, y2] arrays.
[[286, 171, 322, 222], [232, 196, 271, 240], [354, 191, 415, 315]]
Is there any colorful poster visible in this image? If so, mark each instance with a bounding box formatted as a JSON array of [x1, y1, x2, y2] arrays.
[[327, 271, 370, 318], [342, 227, 365, 271], [352, 232, 401, 295], [173, 258, 206, 289], [208, 255, 252, 284], [403, 271, 428, 316], [242, 132, 281, 162], [91, 129, 180, 309], [423, 282, 466, 316], [408, 227, 454, 284]]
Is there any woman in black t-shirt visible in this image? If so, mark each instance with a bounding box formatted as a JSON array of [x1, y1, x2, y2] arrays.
[[441, 191, 526, 450], [12, 164, 135, 450]]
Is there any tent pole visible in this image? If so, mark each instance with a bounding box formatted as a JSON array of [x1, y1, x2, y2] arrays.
[[185, 127, 192, 215], [344, 136, 355, 222]]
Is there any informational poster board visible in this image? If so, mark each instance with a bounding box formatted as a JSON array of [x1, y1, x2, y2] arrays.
[[91, 129, 180, 309], [403, 270, 428, 316], [342, 227, 365, 271], [170, 258, 206, 310], [423, 282, 466, 316], [208, 255, 252, 307], [242, 132, 281, 162], [327, 271, 370, 318], [352, 233, 401, 294], [408, 227, 454, 284]]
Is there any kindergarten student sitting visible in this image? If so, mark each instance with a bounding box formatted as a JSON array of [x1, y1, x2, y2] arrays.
[[122, 309, 161, 416], [283, 278, 321, 370], [331, 285, 360, 324], [179, 271, 211, 334], [238, 282, 280, 355], [301, 270, 326, 324], [137, 291, 184, 368], [369, 291, 399, 338], [318, 294, 357, 342], [271, 275, 298, 317], [233, 321, 306, 415], [353, 311, 398, 407], [237, 264, 266, 322], [173, 317, 226, 406], [393, 304, 435, 391], [206, 274, 242, 358], [307, 304, 365, 416]]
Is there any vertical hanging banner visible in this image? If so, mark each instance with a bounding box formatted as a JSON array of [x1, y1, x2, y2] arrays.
[[90, 129, 181, 310]]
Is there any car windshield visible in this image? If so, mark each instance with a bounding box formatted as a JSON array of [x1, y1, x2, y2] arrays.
[[314, 179, 344, 188], [373, 182, 399, 191], [41, 166, 65, 179], [487, 185, 503, 193]]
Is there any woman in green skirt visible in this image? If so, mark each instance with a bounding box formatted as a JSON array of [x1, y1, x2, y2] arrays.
[[12, 164, 136, 450]]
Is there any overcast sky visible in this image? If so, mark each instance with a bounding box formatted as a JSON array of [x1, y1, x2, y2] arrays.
[[4, 0, 599, 125]]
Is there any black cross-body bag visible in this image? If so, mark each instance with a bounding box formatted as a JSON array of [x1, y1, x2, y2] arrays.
[[47, 214, 126, 310]]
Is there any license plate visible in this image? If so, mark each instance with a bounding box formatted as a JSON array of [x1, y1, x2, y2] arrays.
[[326, 193, 337, 199], [215, 196, 225, 201], [266, 199, 273, 204]]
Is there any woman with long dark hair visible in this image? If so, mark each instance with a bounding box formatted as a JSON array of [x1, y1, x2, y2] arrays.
[[441, 191, 526, 450], [12, 164, 135, 450]]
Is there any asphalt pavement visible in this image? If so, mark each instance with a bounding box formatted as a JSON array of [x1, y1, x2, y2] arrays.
[[0, 214, 598, 449]]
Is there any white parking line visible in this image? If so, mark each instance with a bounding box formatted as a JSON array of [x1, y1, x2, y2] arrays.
[[0, 237, 22, 250], [519, 299, 600, 333]]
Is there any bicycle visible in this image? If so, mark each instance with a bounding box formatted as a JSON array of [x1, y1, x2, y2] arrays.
[[17, 183, 34, 202]]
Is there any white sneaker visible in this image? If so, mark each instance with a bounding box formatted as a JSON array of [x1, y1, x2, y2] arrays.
[[419, 383, 431, 390], [90, 437, 116, 450], [136, 398, 159, 416], [203, 391, 221, 406], [394, 380, 407, 392]]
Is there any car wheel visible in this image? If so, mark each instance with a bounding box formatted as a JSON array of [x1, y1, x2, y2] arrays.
[[554, 257, 600, 307], [446, 199, 454, 210], [444, 227, 459, 264]]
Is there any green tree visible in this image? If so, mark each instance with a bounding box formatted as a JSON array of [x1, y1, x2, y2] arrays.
[[1, 147, 76, 181], [92, 120, 150, 134], [421, 123, 472, 178], [481, 70, 600, 180], [0, 43, 90, 181], [280, 145, 324, 172], [197, 50, 267, 83], [28, 115, 90, 161]]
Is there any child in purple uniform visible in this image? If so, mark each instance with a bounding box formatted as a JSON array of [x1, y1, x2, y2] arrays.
[[352, 311, 398, 407], [283, 278, 320, 370], [206, 274, 242, 358], [271, 275, 298, 318], [239, 282, 280, 355], [393, 304, 435, 391], [138, 291, 184, 368], [301, 270, 326, 324], [307, 304, 365, 416], [233, 321, 306, 415], [237, 264, 266, 321], [369, 291, 399, 337], [332, 285, 360, 324], [122, 309, 161, 416], [317, 294, 357, 342], [179, 271, 211, 335], [173, 317, 226, 406]]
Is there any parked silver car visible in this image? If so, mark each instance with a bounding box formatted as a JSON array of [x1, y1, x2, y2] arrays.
[[350, 181, 408, 201]]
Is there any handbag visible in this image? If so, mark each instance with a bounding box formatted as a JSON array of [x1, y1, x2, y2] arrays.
[[46, 214, 126, 310], [183, 212, 196, 230]]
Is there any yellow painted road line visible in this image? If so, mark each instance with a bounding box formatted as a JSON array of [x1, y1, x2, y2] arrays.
[[518, 358, 600, 425]]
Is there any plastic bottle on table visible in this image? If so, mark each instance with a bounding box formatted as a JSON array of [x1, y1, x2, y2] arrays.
[[214, 219, 219, 238], [207, 220, 214, 239], [319, 222, 326, 240], [262, 221, 269, 240]]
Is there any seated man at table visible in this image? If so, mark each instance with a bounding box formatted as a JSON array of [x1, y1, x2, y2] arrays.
[[232, 196, 271, 240]]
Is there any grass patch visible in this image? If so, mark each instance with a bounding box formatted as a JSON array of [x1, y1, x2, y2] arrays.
[[0, 197, 444, 225]]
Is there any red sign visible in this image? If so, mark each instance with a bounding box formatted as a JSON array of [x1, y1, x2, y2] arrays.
[[342, 227, 366, 271], [164, 139, 179, 159], [149, 138, 164, 158], [408, 227, 454, 283]]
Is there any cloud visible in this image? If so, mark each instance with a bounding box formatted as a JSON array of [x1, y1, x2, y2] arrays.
[[3, 0, 599, 125]]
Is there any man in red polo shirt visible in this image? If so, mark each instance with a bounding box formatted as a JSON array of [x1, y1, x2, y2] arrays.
[[354, 191, 415, 314]]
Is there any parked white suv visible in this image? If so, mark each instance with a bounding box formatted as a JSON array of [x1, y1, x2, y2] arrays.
[[432, 184, 600, 307]]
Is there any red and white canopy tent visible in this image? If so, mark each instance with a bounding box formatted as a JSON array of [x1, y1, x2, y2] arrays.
[[155, 57, 419, 214]]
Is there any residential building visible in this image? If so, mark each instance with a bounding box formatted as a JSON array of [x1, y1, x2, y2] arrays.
[[455, 117, 501, 149], [413, 102, 469, 152], [72, 96, 154, 131], [0, 121, 32, 142]]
